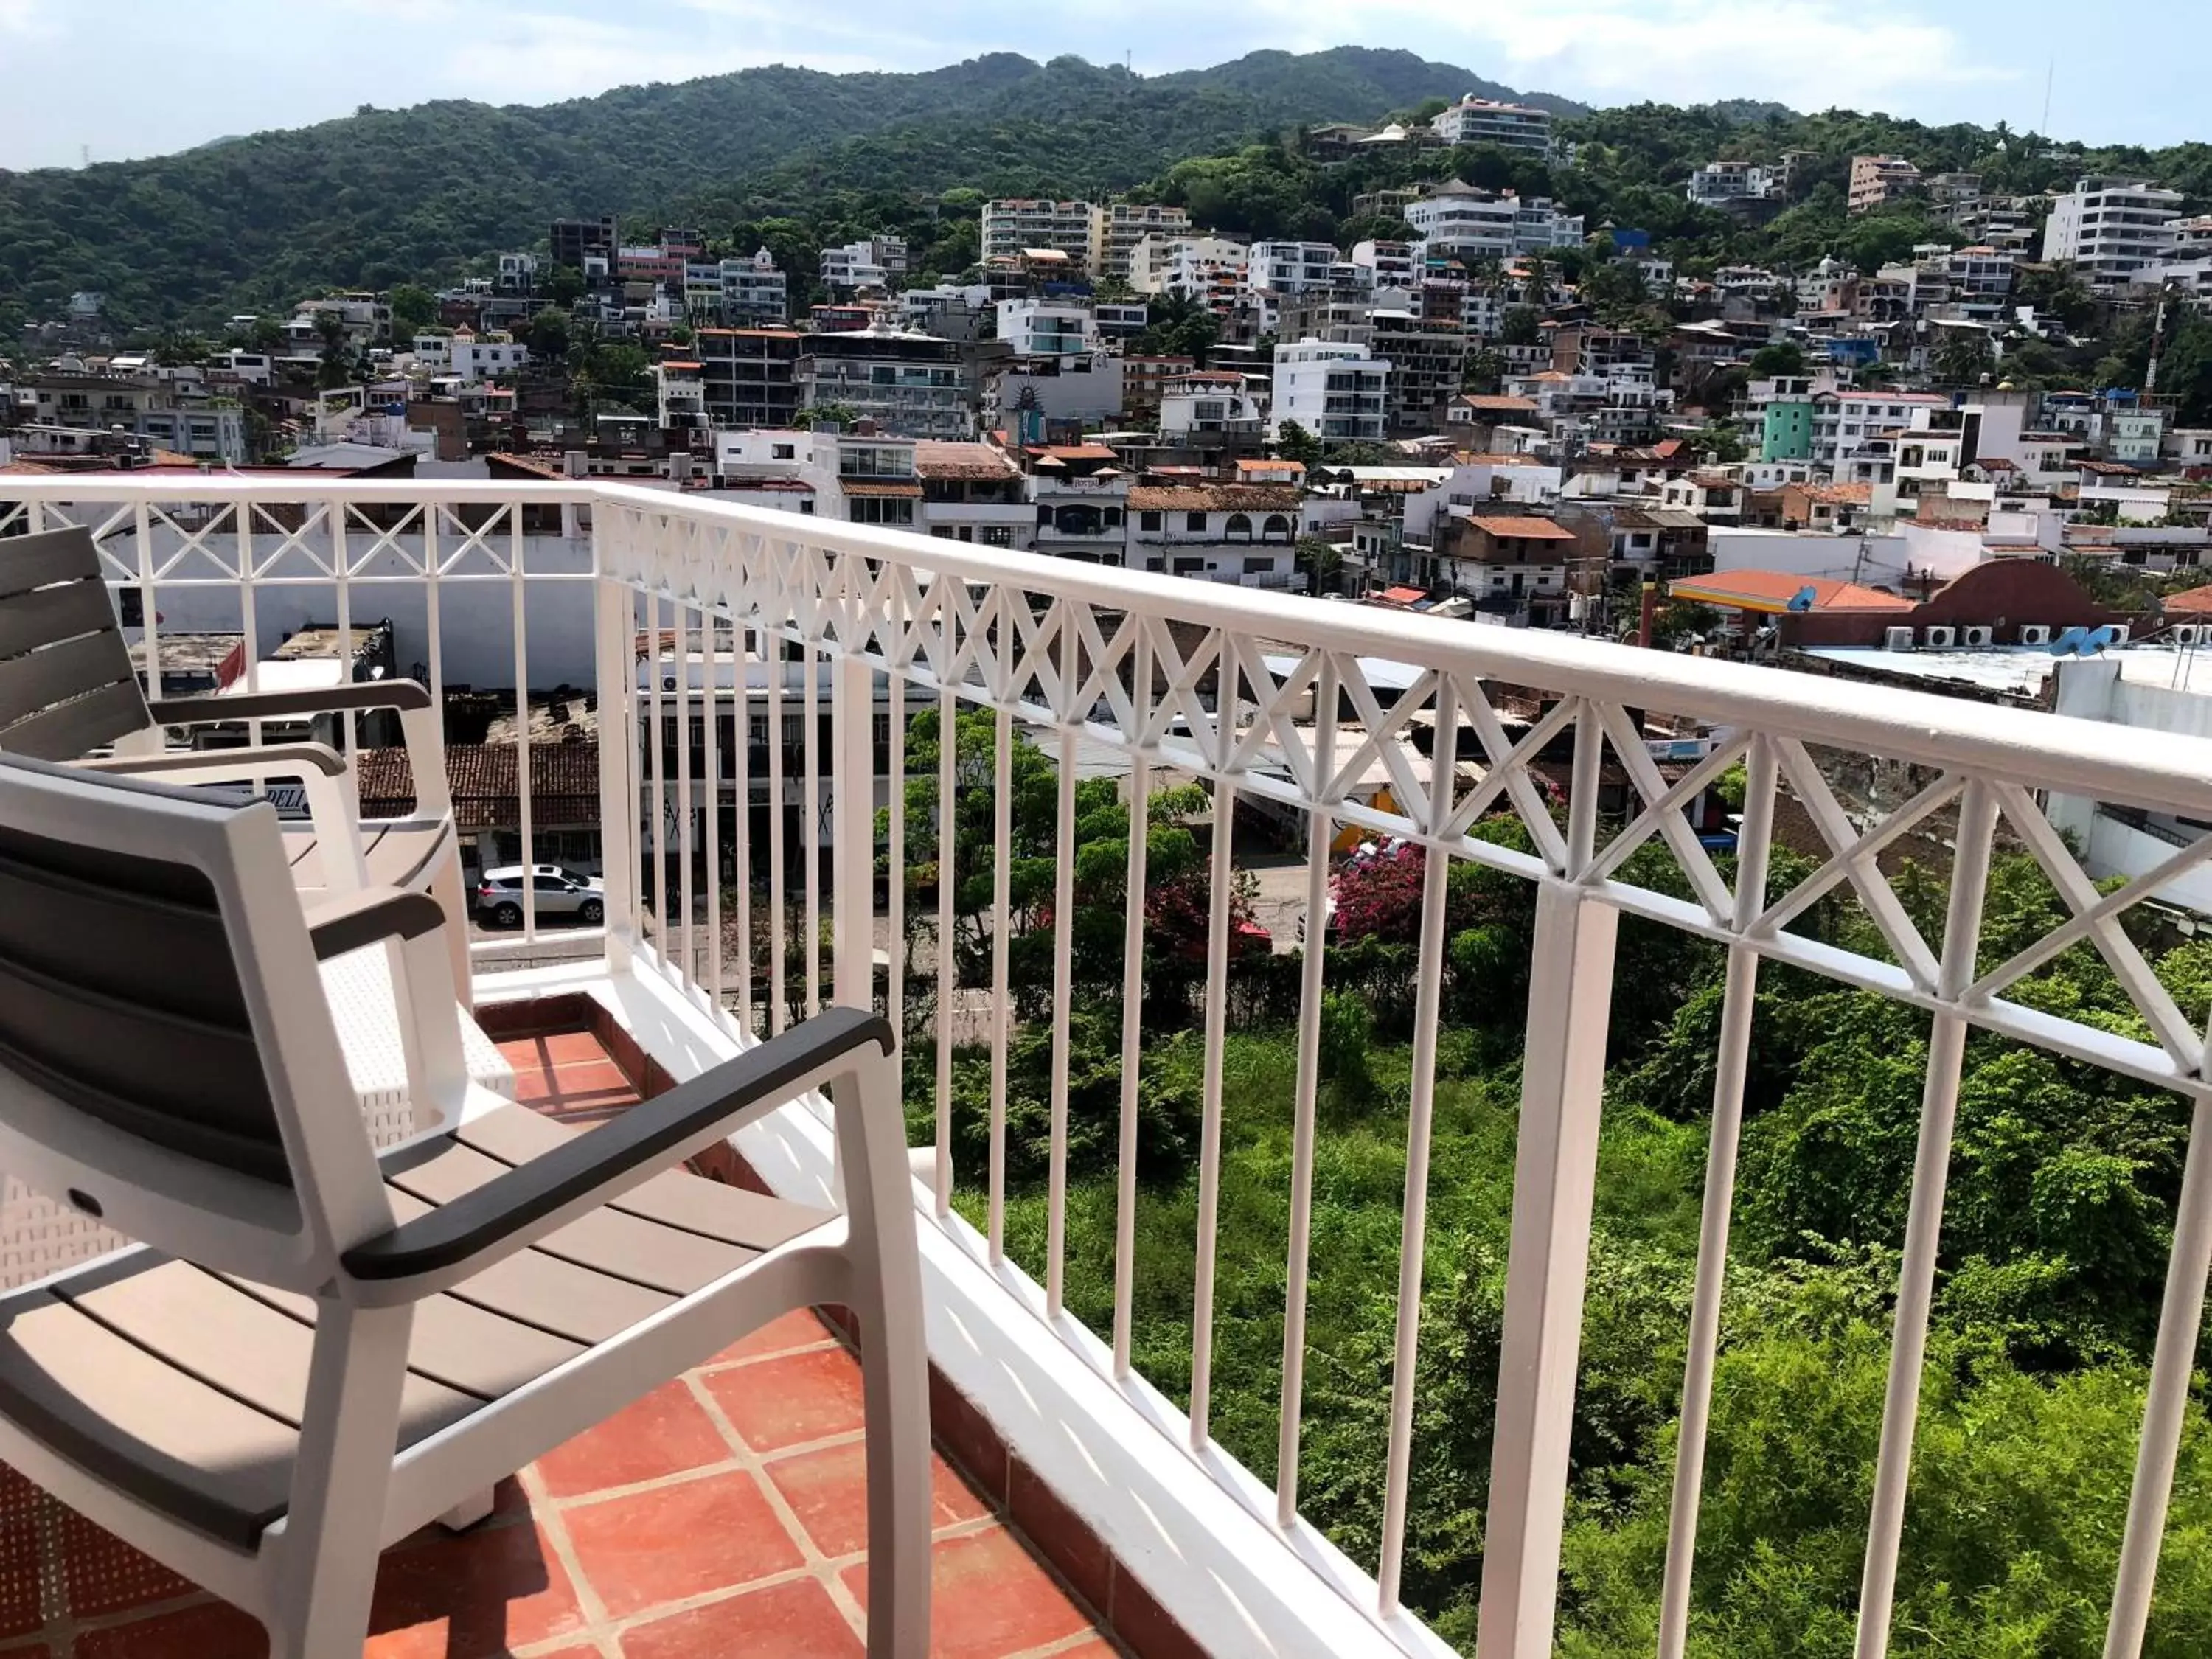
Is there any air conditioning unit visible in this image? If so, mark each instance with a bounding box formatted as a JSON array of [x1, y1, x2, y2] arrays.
[[1924, 626, 1958, 649], [662, 675, 679, 692], [2109, 625, 2132, 646], [1884, 626, 1916, 650], [2172, 625, 2203, 647], [1961, 625, 1994, 647], [2019, 625, 2052, 646]]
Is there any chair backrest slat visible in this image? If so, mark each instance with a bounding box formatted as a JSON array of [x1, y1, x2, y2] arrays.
[[0, 756, 387, 1286], [0, 827, 285, 1182], [0, 527, 149, 760]]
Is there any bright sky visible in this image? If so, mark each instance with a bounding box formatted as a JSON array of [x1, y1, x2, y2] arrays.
[[0, 0, 2199, 173]]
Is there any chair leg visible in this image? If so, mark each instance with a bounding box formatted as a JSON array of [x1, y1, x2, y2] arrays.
[[438, 1487, 496, 1531], [860, 1290, 933, 1658], [267, 1302, 414, 1659], [430, 851, 473, 1010]]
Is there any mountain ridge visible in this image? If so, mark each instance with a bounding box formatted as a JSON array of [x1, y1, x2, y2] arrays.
[[0, 47, 1577, 330]]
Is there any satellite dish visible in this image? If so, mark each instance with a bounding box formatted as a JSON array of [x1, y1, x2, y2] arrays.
[[2082, 625, 2118, 654], [2049, 625, 2087, 656], [1786, 585, 1817, 613]]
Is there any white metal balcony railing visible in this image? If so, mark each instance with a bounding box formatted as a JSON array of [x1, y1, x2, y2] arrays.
[[6, 476, 2212, 1658]]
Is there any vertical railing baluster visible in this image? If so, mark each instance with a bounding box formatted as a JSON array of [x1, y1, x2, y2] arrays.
[[1189, 641, 1242, 1450], [804, 637, 823, 1020], [676, 603, 696, 992], [987, 699, 1014, 1265], [1111, 633, 1152, 1379], [509, 504, 535, 939], [1855, 779, 1998, 1659], [734, 619, 753, 1033], [592, 573, 637, 975], [2105, 1082, 2212, 1658], [832, 647, 875, 1012], [768, 622, 787, 1032], [1046, 613, 1079, 1319], [1277, 655, 1338, 1526], [934, 657, 956, 1219], [703, 604, 723, 1012], [1658, 734, 1777, 1659], [1378, 677, 1458, 1613], [645, 590, 667, 972], [1475, 702, 1621, 1659], [888, 643, 907, 1045]]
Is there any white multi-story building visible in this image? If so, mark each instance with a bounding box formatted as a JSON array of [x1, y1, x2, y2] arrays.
[[2043, 178, 2184, 288], [1405, 184, 1584, 262], [1157, 370, 1265, 442], [981, 200, 1096, 268], [447, 331, 529, 385], [719, 250, 788, 326], [1686, 162, 1781, 208], [1127, 234, 1249, 296], [1271, 338, 1391, 442], [1428, 94, 1553, 156], [995, 299, 1097, 357], [1088, 203, 1192, 279], [820, 242, 890, 293], [1351, 240, 1419, 288], [1128, 484, 1304, 588], [1249, 242, 1344, 296]]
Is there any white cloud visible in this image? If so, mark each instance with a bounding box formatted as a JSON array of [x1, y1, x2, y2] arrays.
[[0, 0, 55, 37], [1255, 0, 2011, 110]]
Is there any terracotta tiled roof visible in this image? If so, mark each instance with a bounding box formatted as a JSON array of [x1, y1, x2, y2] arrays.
[[1234, 459, 1305, 475], [2163, 582, 2212, 616], [1457, 394, 1540, 412], [1793, 482, 1872, 505], [1669, 570, 1911, 613], [1466, 515, 1576, 540], [1128, 484, 1304, 512], [839, 480, 923, 498], [913, 442, 1020, 481], [355, 742, 601, 832]]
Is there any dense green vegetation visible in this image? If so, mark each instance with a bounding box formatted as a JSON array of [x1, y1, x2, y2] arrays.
[[902, 717, 2212, 1653], [0, 47, 1518, 333]]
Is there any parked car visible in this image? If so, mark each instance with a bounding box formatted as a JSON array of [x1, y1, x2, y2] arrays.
[[475, 865, 604, 928]]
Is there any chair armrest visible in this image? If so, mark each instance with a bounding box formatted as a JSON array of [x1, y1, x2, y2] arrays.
[[340, 1006, 895, 1301], [80, 742, 349, 779], [305, 886, 448, 961], [147, 679, 432, 724]]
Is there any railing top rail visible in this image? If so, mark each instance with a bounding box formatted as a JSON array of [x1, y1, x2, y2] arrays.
[[10, 473, 2212, 818]]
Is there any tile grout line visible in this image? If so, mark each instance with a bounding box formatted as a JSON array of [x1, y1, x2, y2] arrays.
[[516, 1458, 623, 1659]]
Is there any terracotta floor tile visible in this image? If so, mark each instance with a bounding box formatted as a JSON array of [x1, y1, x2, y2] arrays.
[[501, 1032, 615, 1069], [515, 1059, 636, 1106], [72, 1600, 266, 1658], [534, 1380, 735, 1499], [617, 1576, 863, 1658], [55, 1507, 195, 1618], [701, 1347, 866, 1453], [841, 1525, 1092, 1659], [709, 1308, 836, 1366], [563, 1469, 804, 1619], [364, 1518, 588, 1658], [764, 1442, 990, 1559]]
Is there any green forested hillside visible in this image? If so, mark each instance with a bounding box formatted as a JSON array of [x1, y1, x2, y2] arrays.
[[0, 47, 1539, 331]]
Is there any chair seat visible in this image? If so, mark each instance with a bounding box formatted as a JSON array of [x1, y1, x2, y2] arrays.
[[282, 817, 450, 901], [0, 1104, 830, 1551]]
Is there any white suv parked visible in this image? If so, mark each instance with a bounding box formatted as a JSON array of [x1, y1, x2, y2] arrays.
[[474, 865, 604, 928]]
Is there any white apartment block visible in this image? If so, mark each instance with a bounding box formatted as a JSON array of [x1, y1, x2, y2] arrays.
[[1428, 94, 1553, 156], [995, 299, 1097, 357], [1405, 184, 1584, 262], [1089, 203, 1192, 279], [1130, 235, 1251, 302], [981, 200, 1096, 268], [2042, 178, 2185, 288], [1271, 338, 1391, 442], [1351, 240, 1418, 288], [820, 241, 889, 292], [1249, 242, 1344, 296], [720, 250, 788, 326], [1848, 155, 1923, 214], [447, 333, 529, 384], [1686, 161, 1780, 208]]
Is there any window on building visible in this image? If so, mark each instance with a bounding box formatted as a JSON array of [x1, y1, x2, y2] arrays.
[[1225, 514, 1253, 540], [981, 526, 1015, 547], [1242, 555, 1273, 574], [1185, 512, 1207, 533], [1262, 514, 1291, 541], [1140, 510, 1163, 532], [772, 443, 795, 459]]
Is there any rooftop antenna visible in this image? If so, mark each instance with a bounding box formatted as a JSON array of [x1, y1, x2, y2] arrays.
[[2040, 58, 2053, 136]]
